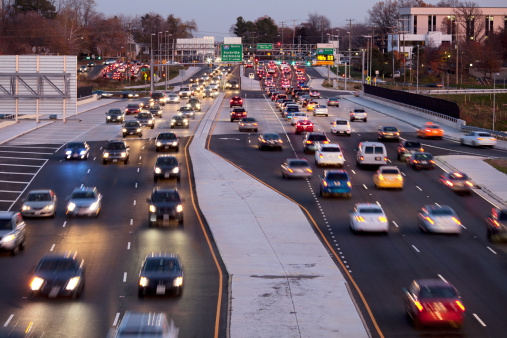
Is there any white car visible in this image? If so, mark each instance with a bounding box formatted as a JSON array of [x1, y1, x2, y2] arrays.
[[291, 112, 307, 125], [460, 131, 496, 148], [166, 93, 180, 103], [315, 143, 345, 167], [418, 205, 462, 234], [313, 105, 329, 117], [350, 203, 388, 234], [350, 108, 367, 122], [331, 119, 351, 136]]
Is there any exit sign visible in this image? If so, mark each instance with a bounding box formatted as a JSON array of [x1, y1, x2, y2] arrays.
[[221, 44, 243, 62]]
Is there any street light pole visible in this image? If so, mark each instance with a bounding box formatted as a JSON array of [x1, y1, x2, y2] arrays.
[[150, 33, 155, 93]]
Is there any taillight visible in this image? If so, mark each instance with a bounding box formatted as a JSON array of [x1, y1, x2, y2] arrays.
[[319, 154, 323, 158], [378, 174, 384, 180], [378, 216, 387, 222], [384, 157, 387, 161], [323, 181, 328, 187], [445, 180, 454, 186], [452, 217, 461, 225], [414, 300, 424, 312], [425, 217, 434, 225], [306, 168, 312, 173], [306, 141, 311, 144], [493, 219, 500, 228], [465, 181, 473, 187], [288, 168, 294, 173], [347, 181, 351, 188], [360, 156, 364, 161], [356, 216, 365, 222], [455, 300, 465, 312]]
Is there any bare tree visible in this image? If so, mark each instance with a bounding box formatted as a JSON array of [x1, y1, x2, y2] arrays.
[[436, 0, 460, 6], [306, 13, 330, 43], [453, 1, 485, 41]]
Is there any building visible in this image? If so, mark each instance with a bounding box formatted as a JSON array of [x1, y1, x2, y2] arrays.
[[388, 7, 507, 59]]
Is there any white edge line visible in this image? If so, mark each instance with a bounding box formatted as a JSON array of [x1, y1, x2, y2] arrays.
[[473, 313, 487, 327], [112, 313, 121, 326], [3, 314, 14, 327], [123, 272, 127, 282], [411, 245, 420, 253], [487, 246, 497, 255], [50, 244, 55, 251]]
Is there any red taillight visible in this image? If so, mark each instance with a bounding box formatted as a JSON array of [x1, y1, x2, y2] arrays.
[[306, 141, 311, 144], [319, 154, 323, 158], [384, 157, 387, 161], [360, 156, 364, 161], [466, 181, 473, 187], [493, 219, 500, 228]]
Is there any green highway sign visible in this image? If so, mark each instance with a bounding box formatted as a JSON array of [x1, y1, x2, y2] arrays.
[[257, 43, 273, 50], [317, 48, 334, 55], [221, 44, 243, 62]]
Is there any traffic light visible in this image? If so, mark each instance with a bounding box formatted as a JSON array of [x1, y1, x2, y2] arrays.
[[306, 61, 311, 66], [291, 60, 295, 66], [255, 58, 258, 63], [277, 42, 281, 47], [86, 55, 90, 60], [97, 55, 102, 60]]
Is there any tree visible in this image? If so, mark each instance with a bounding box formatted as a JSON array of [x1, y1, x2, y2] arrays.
[[306, 13, 330, 43], [453, 1, 485, 41], [255, 16, 278, 43], [436, 0, 460, 6], [12, 0, 56, 19]]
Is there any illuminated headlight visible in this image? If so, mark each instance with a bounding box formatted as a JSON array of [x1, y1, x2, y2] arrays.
[[148, 121, 152, 124], [107, 116, 111, 119], [65, 150, 72, 155], [183, 119, 188, 123], [196, 104, 201, 108], [30, 277, 44, 291], [80, 150, 87, 155], [45, 205, 54, 210], [172, 167, 179, 174], [22, 205, 30, 211], [171, 120, 176, 124], [65, 276, 80, 290], [67, 202, 76, 211], [176, 204, 183, 213], [120, 152, 126, 157], [173, 277, 183, 287], [122, 128, 127, 132], [103, 152, 109, 158], [172, 141, 178, 146], [149, 205, 156, 213], [137, 128, 141, 132], [155, 167, 161, 174], [89, 202, 99, 211], [1, 234, 15, 243], [139, 277, 149, 287], [156, 142, 162, 146]]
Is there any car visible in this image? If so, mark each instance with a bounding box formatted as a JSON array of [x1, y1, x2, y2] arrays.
[[378, 126, 400, 141], [113, 312, 179, 338], [136, 112, 155, 129], [427, 83, 444, 88], [147, 187, 183, 226], [155, 132, 179, 152], [125, 103, 141, 115], [139, 99, 154, 110], [178, 106, 195, 119], [238, 117, 258, 132], [0, 211, 26, 256], [87, 62, 95, 67], [187, 98, 201, 112], [103, 59, 117, 65], [327, 97, 340, 107], [154, 155, 180, 182], [349, 203, 388, 234], [281, 158, 312, 179], [356, 142, 387, 167], [313, 105, 328, 117], [417, 122, 443, 139], [418, 204, 462, 234], [301, 96, 312, 107], [138, 253, 183, 297], [315, 143, 345, 167], [102, 140, 130, 164], [403, 279, 464, 329], [150, 92, 166, 106], [64, 141, 90, 160], [408, 152, 435, 170], [350, 108, 367, 122], [440, 172, 473, 194], [303, 132, 330, 154], [280, 100, 296, 113], [230, 96, 243, 108], [93, 90, 114, 99], [78, 65, 88, 73], [66, 186, 102, 217], [170, 115, 189, 129], [306, 101, 318, 111], [373, 166, 403, 189], [166, 93, 180, 103], [121, 91, 139, 99], [319, 169, 351, 198], [397, 140, 424, 161], [230, 107, 247, 122], [309, 90, 320, 98], [258, 133, 283, 150], [283, 105, 301, 119], [295, 120, 314, 134], [330, 119, 351, 136], [203, 87, 214, 98], [291, 112, 307, 125], [148, 105, 163, 118], [486, 207, 507, 242], [21, 189, 57, 218], [460, 131, 496, 148], [178, 86, 193, 98], [106, 108, 125, 123], [226, 80, 240, 89], [122, 121, 143, 137]]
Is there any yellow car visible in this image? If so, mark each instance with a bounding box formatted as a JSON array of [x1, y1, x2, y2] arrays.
[[306, 101, 318, 111], [373, 166, 403, 189], [417, 122, 444, 139]]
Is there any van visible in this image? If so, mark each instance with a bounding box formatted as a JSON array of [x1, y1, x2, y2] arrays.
[[356, 142, 387, 167]]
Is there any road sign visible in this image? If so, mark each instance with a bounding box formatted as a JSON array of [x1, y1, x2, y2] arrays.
[[317, 48, 334, 55], [316, 61, 334, 66], [221, 44, 243, 62], [141, 68, 148, 72], [144, 73, 147, 80], [317, 55, 334, 63], [249, 73, 254, 79], [257, 43, 273, 50]]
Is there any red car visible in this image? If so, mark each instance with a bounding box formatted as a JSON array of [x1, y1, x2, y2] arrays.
[[295, 120, 314, 134], [230, 108, 247, 122], [230, 96, 243, 108], [403, 279, 465, 329], [125, 104, 141, 115]]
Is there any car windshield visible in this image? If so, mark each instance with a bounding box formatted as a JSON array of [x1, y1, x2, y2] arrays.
[[290, 161, 308, 167], [242, 118, 256, 122], [335, 120, 347, 125], [173, 116, 184, 120], [137, 113, 150, 118], [152, 191, 179, 203], [329, 98, 338, 101], [108, 109, 122, 114], [180, 107, 192, 111], [27, 193, 51, 201], [309, 135, 328, 141], [321, 147, 341, 153], [150, 106, 160, 110], [327, 173, 348, 181], [180, 87, 190, 91], [430, 209, 453, 216], [144, 258, 180, 272], [427, 125, 440, 129], [478, 133, 492, 137], [415, 154, 432, 160], [359, 208, 382, 214], [317, 105, 326, 108], [38, 258, 77, 272], [158, 133, 176, 140], [127, 104, 138, 108], [71, 191, 96, 199], [168, 94, 177, 98], [125, 122, 139, 127], [405, 142, 421, 148], [381, 169, 400, 174], [287, 107, 299, 112], [263, 134, 279, 140], [419, 286, 457, 299], [151, 93, 163, 98], [354, 109, 365, 113], [67, 143, 84, 148], [384, 127, 398, 131], [0, 219, 13, 230], [156, 157, 177, 165], [106, 143, 126, 150]]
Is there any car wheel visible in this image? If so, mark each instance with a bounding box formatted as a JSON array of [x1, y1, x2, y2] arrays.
[[171, 126, 174, 129], [179, 217, 184, 225], [122, 133, 126, 137], [156, 148, 159, 152], [487, 230, 497, 243], [19, 239, 26, 251], [154, 177, 158, 183], [151, 126, 154, 129], [175, 147, 179, 152], [103, 160, 107, 165], [278, 146, 282, 151], [364, 119, 367, 122], [177, 175, 180, 182], [186, 125, 189, 129], [397, 153, 401, 160], [124, 158, 128, 164], [473, 140, 477, 147], [138, 289, 144, 298]]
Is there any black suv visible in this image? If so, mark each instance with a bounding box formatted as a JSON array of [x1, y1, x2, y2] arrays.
[[303, 132, 330, 154], [150, 92, 166, 106], [486, 207, 507, 243], [187, 98, 201, 112], [122, 121, 143, 137], [102, 140, 130, 164], [147, 187, 184, 227], [155, 132, 179, 152], [397, 140, 423, 161], [105, 108, 125, 123], [153, 155, 180, 182]]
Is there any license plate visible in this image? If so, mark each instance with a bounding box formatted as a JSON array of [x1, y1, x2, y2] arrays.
[[338, 131, 344, 133], [73, 154, 78, 157], [156, 285, 166, 295], [422, 160, 427, 164], [164, 146, 169, 149], [163, 214, 169, 221], [177, 123, 182, 125], [375, 157, 381, 161], [113, 159, 118, 162], [129, 132, 133, 134], [49, 287, 60, 298], [164, 173, 170, 178]]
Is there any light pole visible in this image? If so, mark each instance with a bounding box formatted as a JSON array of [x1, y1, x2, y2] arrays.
[[165, 32, 171, 91], [363, 35, 372, 85], [493, 72, 500, 131], [150, 33, 155, 93]]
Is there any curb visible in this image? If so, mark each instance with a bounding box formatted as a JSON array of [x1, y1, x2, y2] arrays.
[[0, 121, 55, 146]]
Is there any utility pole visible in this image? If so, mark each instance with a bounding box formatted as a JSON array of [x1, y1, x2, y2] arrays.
[[347, 19, 354, 79], [456, 19, 459, 87], [128, 23, 131, 86]]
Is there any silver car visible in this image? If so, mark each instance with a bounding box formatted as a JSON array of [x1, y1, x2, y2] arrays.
[[238, 117, 258, 132], [0, 211, 26, 256], [166, 93, 180, 103], [281, 158, 313, 179], [21, 189, 57, 218], [66, 187, 102, 217], [113, 312, 178, 338], [313, 105, 329, 117], [418, 205, 462, 234]]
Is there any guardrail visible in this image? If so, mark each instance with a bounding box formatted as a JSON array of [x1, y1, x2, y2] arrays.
[[460, 125, 507, 140], [408, 89, 507, 95]]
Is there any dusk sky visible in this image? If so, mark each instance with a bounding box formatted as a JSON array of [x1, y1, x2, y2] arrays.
[[95, 0, 507, 40]]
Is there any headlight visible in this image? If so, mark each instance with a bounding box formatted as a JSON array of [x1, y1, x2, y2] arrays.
[[149, 205, 156, 213], [173, 276, 183, 287], [137, 128, 141, 132], [65, 150, 72, 155], [30, 277, 44, 291], [171, 120, 175, 124], [121, 152, 126, 157], [156, 142, 162, 146], [148, 121, 152, 124], [80, 150, 86, 155], [45, 205, 54, 210], [176, 204, 183, 213], [172, 141, 178, 146], [172, 167, 179, 174], [67, 202, 76, 211], [66, 276, 80, 290], [89, 202, 99, 211], [1, 234, 15, 242], [122, 129, 127, 132], [103, 152, 109, 158], [107, 116, 111, 119], [139, 277, 149, 287], [22, 205, 30, 211], [155, 167, 161, 174]]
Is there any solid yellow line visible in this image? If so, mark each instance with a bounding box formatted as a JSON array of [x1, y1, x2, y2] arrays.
[[205, 94, 384, 338]]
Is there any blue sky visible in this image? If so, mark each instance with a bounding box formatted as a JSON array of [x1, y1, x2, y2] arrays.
[[95, 0, 506, 40]]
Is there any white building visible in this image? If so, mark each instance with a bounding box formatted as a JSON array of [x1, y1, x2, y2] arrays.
[[388, 7, 507, 59]]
